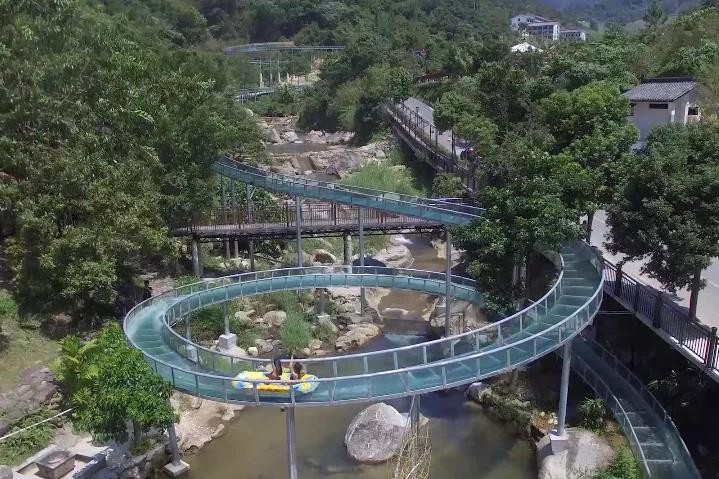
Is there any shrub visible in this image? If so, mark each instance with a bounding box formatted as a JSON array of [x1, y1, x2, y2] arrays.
[[279, 313, 311, 355], [579, 397, 606, 431], [0, 409, 56, 465], [432, 173, 465, 198], [595, 447, 642, 479]]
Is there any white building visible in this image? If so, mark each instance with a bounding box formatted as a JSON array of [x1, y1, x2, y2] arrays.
[[510, 13, 585, 42], [560, 29, 586, 41], [510, 13, 552, 30], [511, 42, 542, 53], [624, 77, 701, 147]]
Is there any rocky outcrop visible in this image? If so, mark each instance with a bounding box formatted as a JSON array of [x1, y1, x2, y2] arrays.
[[344, 403, 408, 464], [536, 428, 613, 479], [325, 151, 363, 178], [373, 239, 413, 269], [311, 249, 337, 265], [335, 323, 381, 351], [0, 368, 58, 436], [281, 130, 300, 143], [171, 393, 243, 454]]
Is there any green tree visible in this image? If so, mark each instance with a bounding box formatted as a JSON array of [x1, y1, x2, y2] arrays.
[[643, 0, 665, 30], [540, 82, 637, 241], [431, 174, 465, 198], [54, 336, 99, 398], [606, 121, 719, 318], [71, 325, 175, 445]]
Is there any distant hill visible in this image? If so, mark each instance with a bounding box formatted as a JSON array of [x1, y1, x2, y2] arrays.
[[537, 0, 700, 24]]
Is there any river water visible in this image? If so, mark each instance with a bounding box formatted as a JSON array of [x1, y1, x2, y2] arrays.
[[184, 235, 537, 479]]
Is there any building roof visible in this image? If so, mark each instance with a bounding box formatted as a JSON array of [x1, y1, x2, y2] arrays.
[[511, 42, 542, 53], [624, 77, 698, 102], [526, 21, 559, 27]]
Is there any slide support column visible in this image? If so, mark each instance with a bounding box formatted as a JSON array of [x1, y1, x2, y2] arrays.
[[246, 183, 255, 271], [296, 196, 303, 267], [358, 208, 365, 315], [231, 179, 239, 258], [343, 233, 352, 267], [445, 227, 452, 337], [191, 237, 201, 277], [222, 178, 230, 259], [550, 340, 573, 453], [286, 407, 298, 479]]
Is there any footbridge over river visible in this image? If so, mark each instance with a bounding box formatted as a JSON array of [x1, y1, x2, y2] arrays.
[[123, 99, 699, 478]]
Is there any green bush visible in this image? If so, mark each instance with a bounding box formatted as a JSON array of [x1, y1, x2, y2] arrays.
[[595, 447, 642, 479], [432, 173, 465, 198], [279, 313, 311, 355], [579, 397, 606, 432], [0, 409, 56, 465]]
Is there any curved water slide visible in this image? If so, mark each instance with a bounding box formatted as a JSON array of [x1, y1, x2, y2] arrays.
[[124, 157, 604, 406]]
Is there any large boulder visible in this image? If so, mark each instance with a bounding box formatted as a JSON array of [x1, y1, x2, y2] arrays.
[[325, 151, 363, 178], [335, 323, 381, 351], [263, 310, 287, 326], [536, 428, 613, 479], [312, 249, 337, 265], [344, 403, 408, 464], [0, 465, 13, 479], [281, 130, 300, 143]]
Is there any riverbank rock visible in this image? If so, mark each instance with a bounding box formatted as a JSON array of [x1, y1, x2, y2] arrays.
[[172, 392, 244, 454], [335, 323, 381, 351], [281, 131, 300, 143], [536, 428, 613, 479], [263, 310, 287, 326], [312, 249, 337, 264], [374, 243, 413, 269], [344, 403, 408, 464], [0, 368, 58, 436], [466, 382, 491, 402], [325, 151, 362, 178]]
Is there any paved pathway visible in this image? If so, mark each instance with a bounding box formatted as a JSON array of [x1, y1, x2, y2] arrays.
[[402, 97, 467, 157], [591, 210, 719, 329]]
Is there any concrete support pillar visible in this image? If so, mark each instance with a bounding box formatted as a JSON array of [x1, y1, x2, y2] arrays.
[[223, 302, 230, 335], [221, 178, 230, 259], [246, 183, 256, 271], [162, 423, 190, 477], [343, 233, 352, 267], [557, 340, 572, 436], [295, 196, 303, 267], [550, 339, 573, 454], [445, 228, 452, 337], [233, 238, 240, 259], [286, 407, 298, 479], [191, 237, 201, 277], [358, 208, 365, 315]]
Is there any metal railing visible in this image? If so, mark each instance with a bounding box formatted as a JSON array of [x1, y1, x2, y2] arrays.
[[603, 260, 719, 374], [180, 201, 439, 235], [386, 103, 480, 193], [577, 336, 701, 478], [213, 158, 483, 224], [123, 241, 604, 406]]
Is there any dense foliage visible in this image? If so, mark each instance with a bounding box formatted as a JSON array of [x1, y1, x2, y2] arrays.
[[0, 0, 261, 316], [57, 324, 175, 444]]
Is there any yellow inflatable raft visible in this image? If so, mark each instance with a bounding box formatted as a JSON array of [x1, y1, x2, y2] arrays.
[[231, 371, 320, 395]]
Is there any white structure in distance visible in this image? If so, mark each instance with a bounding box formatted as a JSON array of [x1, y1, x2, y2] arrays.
[[510, 13, 586, 42], [624, 77, 701, 148]]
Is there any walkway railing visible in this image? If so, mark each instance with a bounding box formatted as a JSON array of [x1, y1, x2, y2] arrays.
[[573, 336, 701, 478], [386, 103, 479, 193], [213, 158, 483, 224], [603, 260, 719, 377], [175, 201, 439, 236]]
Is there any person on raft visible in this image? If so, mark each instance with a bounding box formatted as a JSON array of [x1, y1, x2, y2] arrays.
[[290, 362, 305, 380], [266, 358, 283, 380]]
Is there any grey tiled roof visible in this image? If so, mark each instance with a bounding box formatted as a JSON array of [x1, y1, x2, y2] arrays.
[[624, 80, 698, 102]]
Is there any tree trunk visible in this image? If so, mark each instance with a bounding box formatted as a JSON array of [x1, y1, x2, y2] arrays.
[[132, 420, 142, 449], [689, 267, 702, 320], [585, 210, 595, 243]]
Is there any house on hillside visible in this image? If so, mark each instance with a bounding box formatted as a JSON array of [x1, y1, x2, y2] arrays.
[[510, 13, 585, 42], [624, 77, 701, 148]]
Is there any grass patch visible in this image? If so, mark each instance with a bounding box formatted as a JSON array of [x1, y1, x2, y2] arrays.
[[339, 148, 428, 197], [0, 408, 57, 465], [0, 291, 59, 392], [594, 447, 642, 479], [279, 313, 311, 355]]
